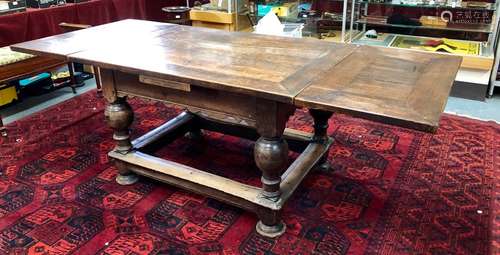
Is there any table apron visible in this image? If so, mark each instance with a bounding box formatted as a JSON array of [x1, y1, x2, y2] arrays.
[[112, 71, 263, 128]]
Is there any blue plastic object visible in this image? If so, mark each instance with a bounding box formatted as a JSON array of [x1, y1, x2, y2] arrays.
[[19, 72, 51, 87], [257, 4, 274, 16]]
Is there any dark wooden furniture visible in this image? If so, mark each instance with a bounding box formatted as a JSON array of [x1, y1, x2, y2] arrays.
[[0, 55, 68, 137], [59, 22, 102, 93], [11, 19, 461, 238], [0, 22, 97, 137]]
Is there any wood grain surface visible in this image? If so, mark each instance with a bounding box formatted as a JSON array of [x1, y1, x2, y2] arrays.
[[11, 19, 462, 131], [295, 46, 462, 132], [65, 26, 355, 103]]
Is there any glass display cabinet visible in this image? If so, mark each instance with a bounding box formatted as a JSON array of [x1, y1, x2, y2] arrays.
[[190, 0, 253, 31], [250, 0, 361, 42], [348, 0, 500, 99]]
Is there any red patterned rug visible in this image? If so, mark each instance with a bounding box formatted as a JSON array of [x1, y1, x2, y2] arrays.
[[0, 91, 499, 255]]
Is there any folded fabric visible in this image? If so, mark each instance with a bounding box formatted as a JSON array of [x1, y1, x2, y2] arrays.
[[0, 46, 34, 67], [422, 38, 479, 55]]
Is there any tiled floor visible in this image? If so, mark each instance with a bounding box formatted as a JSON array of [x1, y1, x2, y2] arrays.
[[2, 79, 500, 125], [445, 95, 500, 123]]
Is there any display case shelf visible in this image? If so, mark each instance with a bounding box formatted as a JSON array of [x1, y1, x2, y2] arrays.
[[356, 18, 494, 33], [353, 32, 494, 68], [360, 1, 495, 11]]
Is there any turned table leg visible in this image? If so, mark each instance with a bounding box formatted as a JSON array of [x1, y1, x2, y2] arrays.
[[105, 97, 139, 185], [184, 117, 204, 141], [254, 135, 288, 237], [255, 136, 288, 199], [310, 109, 333, 171], [256, 208, 285, 238], [253, 100, 294, 237]]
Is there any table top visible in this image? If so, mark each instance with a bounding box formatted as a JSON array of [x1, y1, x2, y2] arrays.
[[11, 19, 461, 132], [10, 19, 173, 58], [295, 46, 461, 132]]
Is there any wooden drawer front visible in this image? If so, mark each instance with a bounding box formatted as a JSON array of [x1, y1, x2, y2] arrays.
[[138, 75, 191, 92]]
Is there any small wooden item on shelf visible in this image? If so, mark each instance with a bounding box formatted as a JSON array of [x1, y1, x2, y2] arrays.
[[419, 16, 448, 27], [462, 1, 491, 9]]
